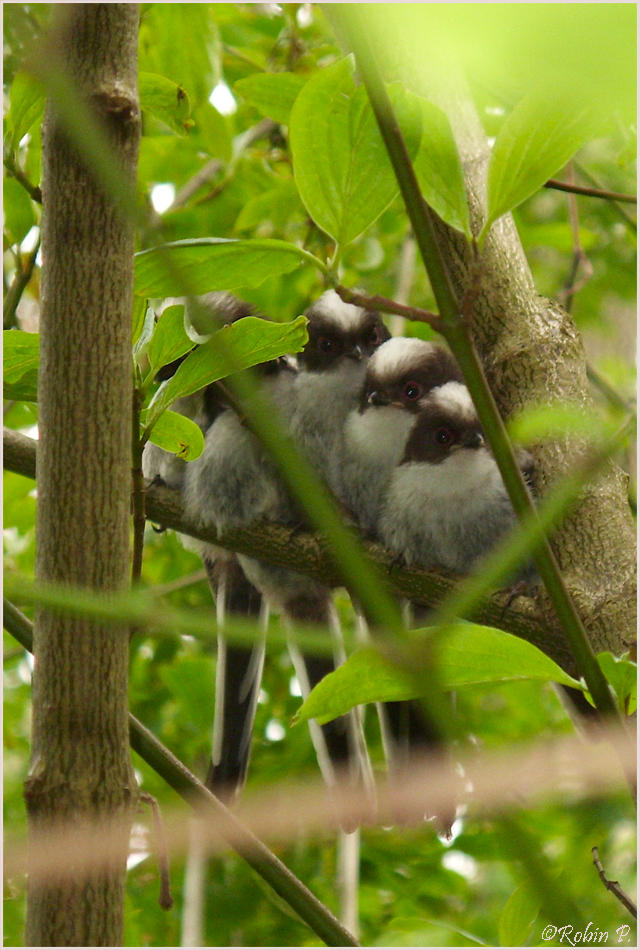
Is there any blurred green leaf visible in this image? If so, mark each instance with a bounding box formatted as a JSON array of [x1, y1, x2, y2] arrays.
[[7, 70, 45, 151], [141, 408, 204, 461], [134, 238, 324, 297], [507, 402, 618, 446], [234, 72, 306, 124], [3, 330, 38, 402], [289, 59, 421, 248], [498, 883, 540, 946], [3, 178, 36, 245], [145, 314, 308, 431], [597, 652, 637, 715], [411, 94, 471, 238], [295, 625, 582, 726], [139, 71, 192, 136], [483, 92, 604, 239], [131, 296, 149, 348], [146, 304, 192, 377], [234, 177, 303, 232]]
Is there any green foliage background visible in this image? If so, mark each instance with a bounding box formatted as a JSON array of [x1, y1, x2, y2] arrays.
[[3, 3, 636, 946]]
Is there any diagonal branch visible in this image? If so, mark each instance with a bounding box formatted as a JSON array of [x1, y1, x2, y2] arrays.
[[2, 599, 360, 948]]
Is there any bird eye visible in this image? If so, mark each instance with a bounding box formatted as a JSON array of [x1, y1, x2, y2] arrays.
[[317, 336, 335, 353], [434, 427, 453, 446], [404, 381, 423, 400]]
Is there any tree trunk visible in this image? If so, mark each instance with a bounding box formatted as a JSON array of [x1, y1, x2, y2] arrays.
[[360, 17, 636, 676], [24, 5, 140, 946]]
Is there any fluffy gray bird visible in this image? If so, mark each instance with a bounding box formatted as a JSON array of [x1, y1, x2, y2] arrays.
[[378, 380, 534, 575], [339, 336, 463, 534], [181, 289, 390, 803]]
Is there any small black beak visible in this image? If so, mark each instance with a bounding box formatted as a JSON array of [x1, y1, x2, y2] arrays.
[[346, 343, 364, 362], [464, 432, 484, 449], [368, 390, 391, 406]]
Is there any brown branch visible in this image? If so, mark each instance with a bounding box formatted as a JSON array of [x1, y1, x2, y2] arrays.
[[591, 847, 637, 918], [1, 425, 569, 672], [335, 285, 444, 333], [545, 178, 637, 204]]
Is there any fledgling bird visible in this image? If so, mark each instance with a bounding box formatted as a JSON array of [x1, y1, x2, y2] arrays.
[[182, 289, 391, 806], [142, 293, 276, 803], [339, 336, 464, 533], [378, 380, 534, 575]]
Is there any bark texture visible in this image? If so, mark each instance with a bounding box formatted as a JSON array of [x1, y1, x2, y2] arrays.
[[25, 5, 140, 946], [365, 23, 636, 676]]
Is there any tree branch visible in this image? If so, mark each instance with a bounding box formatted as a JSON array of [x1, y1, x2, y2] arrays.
[[591, 847, 637, 919], [3, 239, 41, 329], [544, 178, 637, 204], [0, 425, 582, 673]]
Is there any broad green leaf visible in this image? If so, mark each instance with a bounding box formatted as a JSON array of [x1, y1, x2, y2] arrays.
[[133, 305, 156, 361], [411, 94, 471, 238], [134, 238, 324, 297], [483, 92, 603, 239], [3, 330, 39, 402], [289, 59, 422, 248], [3, 178, 36, 245], [234, 72, 306, 125], [597, 652, 637, 715], [7, 71, 45, 151], [191, 100, 232, 163], [140, 408, 204, 462], [498, 884, 541, 947], [234, 178, 303, 232], [145, 314, 308, 431], [139, 72, 192, 136], [132, 296, 149, 347], [295, 625, 582, 726], [146, 304, 192, 377]]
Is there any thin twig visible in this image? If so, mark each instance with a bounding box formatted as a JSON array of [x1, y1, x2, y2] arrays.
[[153, 569, 208, 597], [591, 847, 637, 918], [557, 164, 593, 313], [3, 239, 41, 329], [545, 178, 637, 204], [586, 364, 636, 418], [335, 285, 443, 333], [139, 791, 174, 910], [573, 161, 637, 234]]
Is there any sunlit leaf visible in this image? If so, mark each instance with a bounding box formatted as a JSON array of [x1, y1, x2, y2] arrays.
[[3, 330, 39, 402], [597, 652, 637, 716], [141, 408, 204, 461], [498, 883, 541, 947], [483, 92, 603, 239], [146, 304, 192, 377], [145, 315, 308, 431], [234, 72, 306, 124], [134, 238, 323, 297], [3, 178, 36, 245], [7, 71, 45, 151], [139, 71, 192, 135], [295, 625, 582, 726]]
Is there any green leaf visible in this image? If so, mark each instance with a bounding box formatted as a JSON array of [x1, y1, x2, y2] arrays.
[[483, 92, 603, 238], [3, 330, 38, 402], [3, 178, 36, 245], [145, 315, 308, 432], [7, 71, 45, 151], [234, 72, 306, 125], [146, 304, 193, 377], [289, 59, 422, 248], [234, 178, 303, 232], [498, 884, 541, 947], [295, 625, 582, 726], [134, 238, 324, 297], [141, 409, 204, 462], [132, 296, 149, 348], [139, 71, 192, 136], [597, 652, 637, 715], [411, 94, 471, 238], [133, 305, 156, 361]]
